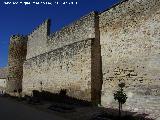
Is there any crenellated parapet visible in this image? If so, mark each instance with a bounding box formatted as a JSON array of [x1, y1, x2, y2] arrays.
[[47, 12, 97, 51], [26, 19, 51, 59], [26, 12, 98, 59], [28, 19, 51, 37]]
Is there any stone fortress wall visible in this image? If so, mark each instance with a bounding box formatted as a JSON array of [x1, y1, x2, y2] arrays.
[[7, 35, 27, 93], [0, 67, 8, 92], [23, 12, 102, 102], [99, 0, 160, 118], [6, 0, 160, 118], [26, 12, 96, 59]]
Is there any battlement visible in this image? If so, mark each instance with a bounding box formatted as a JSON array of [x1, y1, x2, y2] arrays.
[[10, 35, 28, 45], [26, 12, 98, 59], [11, 34, 27, 39], [28, 19, 51, 37], [10, 34, 27, 41], [47, 12, 97, 51], [49, 12, 96, 38], [26, 19, 51, 59]]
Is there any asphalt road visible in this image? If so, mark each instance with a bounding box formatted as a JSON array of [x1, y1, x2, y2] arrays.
[[0, 97, 67, 120]]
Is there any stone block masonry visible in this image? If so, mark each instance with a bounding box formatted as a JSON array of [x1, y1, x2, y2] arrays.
[[99, 0, 160, 118], [23, 39, 93, 101], [0, 67, 8, 92], [27, 20, 50, 59], [23, 12, 102, 103], [7, 35, 27, 93], [27, 12, 96, 59], [47, 12, 96, 52], [5, 0, 160, 118]]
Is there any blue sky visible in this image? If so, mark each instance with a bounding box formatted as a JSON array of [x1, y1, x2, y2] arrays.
[[0, 0, 120, 68]]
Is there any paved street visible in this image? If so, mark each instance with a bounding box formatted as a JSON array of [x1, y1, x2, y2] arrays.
[[0, 97, 68, 120]]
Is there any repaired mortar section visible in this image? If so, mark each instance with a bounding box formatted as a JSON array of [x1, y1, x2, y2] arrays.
[[23, 12, 102, 103], [100, 0, 160, 118], [7, 35, 27, 93]]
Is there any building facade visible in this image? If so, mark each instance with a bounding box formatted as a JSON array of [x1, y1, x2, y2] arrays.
[[0, 67, 8, 94]]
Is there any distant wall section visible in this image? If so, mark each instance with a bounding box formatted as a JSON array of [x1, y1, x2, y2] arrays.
[[26, 20, 50, 59], [26, 12, 96, 60], [7, 35, 27, 93], [47, 12, 96, 51]]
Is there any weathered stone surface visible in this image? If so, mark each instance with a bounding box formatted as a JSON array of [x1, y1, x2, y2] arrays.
[[23, 12, 102, 102], [27, 12, 96, 59], [0, 67, 8, 79], [23, 39, 92, 101], [27, 20, 50, 59], [47, 12, 96, 51], [3, 0, 159, 118], [7, 35, 27, 92], [99, 0, 160, 118]]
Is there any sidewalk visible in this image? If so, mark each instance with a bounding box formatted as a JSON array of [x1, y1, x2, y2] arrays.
[[0, 97, 68, 120]]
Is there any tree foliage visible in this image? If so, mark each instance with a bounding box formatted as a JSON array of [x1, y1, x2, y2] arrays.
[[114, 83, 127, 118]]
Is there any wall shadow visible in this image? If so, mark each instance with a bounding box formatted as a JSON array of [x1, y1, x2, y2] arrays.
[[91, 107, 155, 120], [91, 12, 103, 105], [32, 90, 92, 107]]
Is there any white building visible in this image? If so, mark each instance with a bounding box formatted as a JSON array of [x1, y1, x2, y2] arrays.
[[0, 67, 8, 94]]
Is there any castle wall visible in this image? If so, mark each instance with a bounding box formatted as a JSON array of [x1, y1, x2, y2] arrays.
[[7, 35, 27, 93], [0, 67, 7, 92], [21, 0, 160, 117], [0, 67, 8, 79], [26, 20, 50, 59], [47, 12, 96, 51], [100, 0, 160, 118], [23, 12, 103, 102], [0, 79, 6, 91], [23, 39, 92, 101], [26, 12, 96, 59]]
